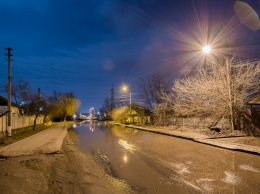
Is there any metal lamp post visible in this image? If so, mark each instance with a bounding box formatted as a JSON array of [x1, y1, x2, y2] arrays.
[[121, 84, 132, 109], [121, 84, 133, 123]]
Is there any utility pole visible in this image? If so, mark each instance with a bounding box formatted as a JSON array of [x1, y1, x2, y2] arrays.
[[38, 88, 41, 98], [5, 47, 13, 136], [110, 84, 115, 111], [226, 59, 234, 133], [130, 92, 132, 112]]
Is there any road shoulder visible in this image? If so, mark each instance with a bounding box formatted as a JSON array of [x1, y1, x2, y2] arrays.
[[0, 132, 134, 194]]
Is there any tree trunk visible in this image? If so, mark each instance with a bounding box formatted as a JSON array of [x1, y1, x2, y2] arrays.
[[43, 115, 47, 124], [63, 114, 67, 122], [33, 114, 39, 131]]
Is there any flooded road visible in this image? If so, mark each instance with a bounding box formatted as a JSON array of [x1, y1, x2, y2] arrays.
[[70, 121, 260, 194]]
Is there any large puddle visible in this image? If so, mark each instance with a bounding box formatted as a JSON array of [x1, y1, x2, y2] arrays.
[[70, 121, 260, 194]]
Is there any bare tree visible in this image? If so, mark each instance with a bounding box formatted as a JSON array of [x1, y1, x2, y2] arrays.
[[47, 91, 80, 121], [138, 71, 172, 109], [100, 97, 112, 119], [1, 79, 32, 114], [28, 92, 46, 130], [168, 57, 260, 131]]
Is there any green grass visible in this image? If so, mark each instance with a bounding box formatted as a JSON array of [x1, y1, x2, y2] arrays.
[[0, 123, 54, 147]]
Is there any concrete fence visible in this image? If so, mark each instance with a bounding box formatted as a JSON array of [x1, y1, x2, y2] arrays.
[[124, 115, 230, 129], [171, 117, 230, 129], [0, 114, 44, 133]]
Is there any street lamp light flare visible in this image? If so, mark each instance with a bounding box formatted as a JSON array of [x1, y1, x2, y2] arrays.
[[121, 84, 129, 92], [202, 45, 211, 54]]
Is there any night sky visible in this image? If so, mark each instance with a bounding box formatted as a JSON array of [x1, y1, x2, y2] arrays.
[[0, 0, 259, 113]]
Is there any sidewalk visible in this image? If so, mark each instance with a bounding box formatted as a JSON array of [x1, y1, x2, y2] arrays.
[[115, 123, 260, 155], [0, 123, 68, 157]]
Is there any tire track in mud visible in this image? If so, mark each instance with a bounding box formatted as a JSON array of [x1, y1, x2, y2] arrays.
[[90, 147, 148, 193]]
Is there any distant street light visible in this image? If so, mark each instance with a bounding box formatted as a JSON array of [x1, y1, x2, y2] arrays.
[[121, 84, 129, 93]]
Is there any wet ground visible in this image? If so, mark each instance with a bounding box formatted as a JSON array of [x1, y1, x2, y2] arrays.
[[71, 121, 260, 194], [0, 133, 133, 194]]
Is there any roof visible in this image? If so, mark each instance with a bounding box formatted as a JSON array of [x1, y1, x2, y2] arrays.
[[246, 94, 260, 105], [0, 96, 18, 107]]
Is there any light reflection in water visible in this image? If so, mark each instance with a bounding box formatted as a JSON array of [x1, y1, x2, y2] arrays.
[[72, 122, 260, 194], [89, 121, 96, 132], [123, 155, 128, 163], [118, 139, 134, 153]]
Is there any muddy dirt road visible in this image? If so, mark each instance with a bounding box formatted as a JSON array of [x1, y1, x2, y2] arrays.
[[0, 124, 134, 194]]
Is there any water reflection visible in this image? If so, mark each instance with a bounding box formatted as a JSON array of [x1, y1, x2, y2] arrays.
[[89, 121, 96, 132], [123, 154, 128, 163], [71, 122, 260, 194], [118, 139, 134, 153]]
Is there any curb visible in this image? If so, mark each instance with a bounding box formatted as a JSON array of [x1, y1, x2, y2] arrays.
[[195, 138, 260, 155], [113, 123, 260, 156]]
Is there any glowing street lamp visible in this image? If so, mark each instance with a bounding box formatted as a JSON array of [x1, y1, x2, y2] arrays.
[[120, 84, 132, 111], [202, 45, 211, 67], [202, 45, 211, 54], [121, 84, 129, 92]]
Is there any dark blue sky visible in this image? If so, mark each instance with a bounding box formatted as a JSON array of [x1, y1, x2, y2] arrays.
[[0, 0, 259, 113]]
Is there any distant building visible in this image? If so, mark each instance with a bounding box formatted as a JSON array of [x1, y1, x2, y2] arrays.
[[0, 96, 19, 114]]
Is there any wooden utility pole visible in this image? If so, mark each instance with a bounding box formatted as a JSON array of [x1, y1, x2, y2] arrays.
[[226, 58, 234, 133], [110, 84, 115, 111], [130, 92, 132, 112], [5, 48, 13, 136]]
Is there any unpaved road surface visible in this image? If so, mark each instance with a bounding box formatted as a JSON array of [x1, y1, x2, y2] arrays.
[[0, 124, 134, 194], [0, 123, 68, 157]]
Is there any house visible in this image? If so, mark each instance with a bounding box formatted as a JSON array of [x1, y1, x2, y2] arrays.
[[0, 96, 19, 115], [125, 105, 152, 124], [244, 94, 260, 135], [246, 94, 260, 108]]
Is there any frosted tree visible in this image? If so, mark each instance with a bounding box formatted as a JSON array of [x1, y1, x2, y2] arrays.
[[166, 57, 260, 131], [152, 102, 175, 126]]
